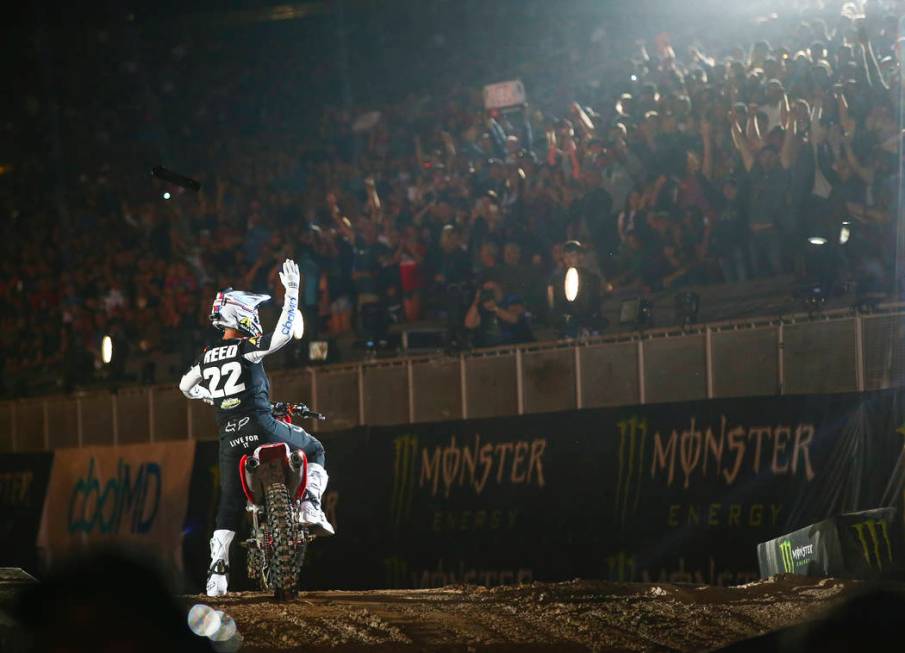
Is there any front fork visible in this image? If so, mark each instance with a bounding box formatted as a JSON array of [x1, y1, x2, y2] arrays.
[[248, 502, 262, 533], [244, 504, 267, 581]]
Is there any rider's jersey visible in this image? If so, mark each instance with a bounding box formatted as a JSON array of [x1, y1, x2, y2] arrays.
[[193, 335, 275, 425], [180, 287, 299, 425]]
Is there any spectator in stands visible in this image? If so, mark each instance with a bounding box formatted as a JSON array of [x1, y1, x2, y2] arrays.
[[498, 242, 529, 303], [465, 280, 533, 348], [351, 218, 381, 319], [475, 240, 503, 287], [4, 0, 902, 397], [397, 223, 427, 321], [298, 225, 326, 339], [434, 224, 472, 347], [712, 178, 749, 283]]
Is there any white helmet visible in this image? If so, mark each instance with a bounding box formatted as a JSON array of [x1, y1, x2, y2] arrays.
[[210, 289, 271, 337]]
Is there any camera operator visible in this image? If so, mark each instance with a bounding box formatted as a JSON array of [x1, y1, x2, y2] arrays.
[[464, 280, 533, 348]]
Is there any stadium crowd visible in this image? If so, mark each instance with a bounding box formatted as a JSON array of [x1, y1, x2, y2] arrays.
[[2, 0, 902, 396]]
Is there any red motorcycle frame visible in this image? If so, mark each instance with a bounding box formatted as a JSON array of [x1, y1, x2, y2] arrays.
[[238, 402, 323, 600]]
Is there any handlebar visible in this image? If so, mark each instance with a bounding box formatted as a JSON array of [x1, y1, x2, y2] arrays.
[[271, 401, 326, 421]]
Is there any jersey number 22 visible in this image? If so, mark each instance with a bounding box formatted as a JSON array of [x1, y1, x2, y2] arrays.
[[204, 362, 246, 398]]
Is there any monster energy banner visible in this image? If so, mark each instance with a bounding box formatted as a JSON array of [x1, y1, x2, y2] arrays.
[[0, 453, 53, 573], [298, 389, 905, 590], [758, 508, 904, 580], [159, 389, 905, 591]]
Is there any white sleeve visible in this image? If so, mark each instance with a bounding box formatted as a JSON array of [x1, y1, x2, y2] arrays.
[[179, 365, 213, 403], [244, 294, 299, 364]]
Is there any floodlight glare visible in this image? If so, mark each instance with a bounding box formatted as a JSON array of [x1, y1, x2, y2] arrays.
[[101, 335, 113, 364], [309, 340, 329, 361], [564, 267, 580, 302]]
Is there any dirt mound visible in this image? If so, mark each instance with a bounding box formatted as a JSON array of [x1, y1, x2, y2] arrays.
[[189, 576, 858, 652]]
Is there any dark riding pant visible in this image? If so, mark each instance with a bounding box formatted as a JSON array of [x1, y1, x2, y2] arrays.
[[215, 412, 325, 532]]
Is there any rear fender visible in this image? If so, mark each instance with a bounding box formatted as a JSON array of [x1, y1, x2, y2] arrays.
[[245, 443, 306, 504], [255, 442, 290, 464]]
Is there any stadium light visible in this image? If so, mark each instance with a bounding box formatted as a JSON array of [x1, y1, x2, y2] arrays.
[[101, 335, 113, 364], [163, 192, 171, 200], [808, 236, 827, 246], [839, 221, 851, 245], [292, 309, 305, 340], [564, 267, 580, 302], [309, 340, 329, 361]]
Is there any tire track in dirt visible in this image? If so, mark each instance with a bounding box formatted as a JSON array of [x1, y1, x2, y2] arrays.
[[188, 576, 861, 652]]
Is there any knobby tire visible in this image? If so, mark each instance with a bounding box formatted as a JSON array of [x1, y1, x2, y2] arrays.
[[266, 482, 297, 600]]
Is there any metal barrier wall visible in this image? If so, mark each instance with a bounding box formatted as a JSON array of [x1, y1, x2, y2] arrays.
[[3, 307, 903, 452]]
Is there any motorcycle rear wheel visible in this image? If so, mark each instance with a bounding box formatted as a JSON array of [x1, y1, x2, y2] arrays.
[[266, 482, 298, 600]]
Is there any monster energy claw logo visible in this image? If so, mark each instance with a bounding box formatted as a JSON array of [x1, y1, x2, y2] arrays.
[[614, 416, 648, 527], [778, 539, 815, 573], [391, 435, 418, 530], [851, 519, 894, 570], [779, 540, 794, 573]]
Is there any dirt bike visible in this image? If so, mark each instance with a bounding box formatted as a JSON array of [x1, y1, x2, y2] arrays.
[[238, 402, 325, 600]]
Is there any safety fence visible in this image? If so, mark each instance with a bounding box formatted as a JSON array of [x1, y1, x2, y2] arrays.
[[2, 306, 905, 453], [4, 389, 905, 591]]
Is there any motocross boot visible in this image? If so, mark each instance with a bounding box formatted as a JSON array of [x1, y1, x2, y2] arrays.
[[299, 463, 335, 536], [206, 529, 234, 597]]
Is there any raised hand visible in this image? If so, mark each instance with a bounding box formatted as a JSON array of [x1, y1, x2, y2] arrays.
[[279, 258, 300, 296]]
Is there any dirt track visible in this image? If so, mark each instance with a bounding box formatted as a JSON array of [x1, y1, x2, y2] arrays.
[[190, 575, 863, 652]]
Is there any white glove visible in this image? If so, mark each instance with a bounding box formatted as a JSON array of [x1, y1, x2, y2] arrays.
[[187, 384, 214, 404], [279, 258, 300, 297]]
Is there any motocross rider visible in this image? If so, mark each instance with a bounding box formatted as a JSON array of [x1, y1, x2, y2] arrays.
[[179, 259, 334, 597]]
